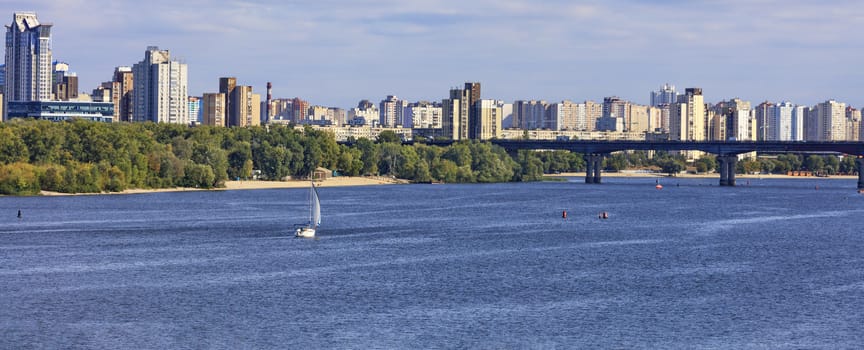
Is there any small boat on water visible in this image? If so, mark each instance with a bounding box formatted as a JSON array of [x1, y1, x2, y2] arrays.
[[295, 179, 321, 238]]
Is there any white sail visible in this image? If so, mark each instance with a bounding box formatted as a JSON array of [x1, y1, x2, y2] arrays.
[[311, 183, 321, 228]]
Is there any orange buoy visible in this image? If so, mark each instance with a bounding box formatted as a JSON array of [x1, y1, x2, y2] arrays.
[[656, 184, 663, 190]]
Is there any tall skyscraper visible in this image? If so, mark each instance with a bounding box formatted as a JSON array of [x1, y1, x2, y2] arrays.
[[650, 83, 676, 107], [4, 12, 53, 119], [132, 46, 189, 124]]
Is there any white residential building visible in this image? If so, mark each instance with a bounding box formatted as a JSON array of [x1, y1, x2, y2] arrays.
[[132, 46, 189, 124], [4, 12, 53, 119]]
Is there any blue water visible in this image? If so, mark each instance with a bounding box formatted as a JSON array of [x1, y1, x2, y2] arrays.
[[2, 178, 864, 349]]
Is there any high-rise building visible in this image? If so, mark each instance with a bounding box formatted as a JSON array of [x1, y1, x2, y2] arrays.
[[650, 83, 676, 107], [188, 96, 201, 124], [4, 12, 53, 119], [112, 67, 134, 122], [584, 100, 603, 131], [770, 101, 795, 141], [471, 99, 502, 140], [551, 100, 578, 131], [442, 88, 470, 140], [791, 105, 806, 141], [446, 82, 482, 139], [291, 97, 310, 123], [711, 98, 753, 141], [132, 46, 189, 124], [753, 101, 774, 141], [813, 100, 847, 141], [229, 86, 260, 127], [0, 63, 5, 89], [845, 106, 861, 141], [602, 97, 630, 131], [513, 100, 548, 130], [670, 88, 706, 141], [379, 95, 408, 127], [202, 93, 226, 127], [52, 63, 78, 101], [628, 104, 653, 133], [405, 101, 442, 129], [219, 77, 237, 125]]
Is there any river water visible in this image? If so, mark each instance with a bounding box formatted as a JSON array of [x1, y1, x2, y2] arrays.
[[2, 177, 863, 349]]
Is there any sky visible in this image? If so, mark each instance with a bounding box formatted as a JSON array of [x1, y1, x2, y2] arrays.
[[8, 0, 864, 109]]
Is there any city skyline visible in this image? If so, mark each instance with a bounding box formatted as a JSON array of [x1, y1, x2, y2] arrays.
[[7, 1, 864, 109]]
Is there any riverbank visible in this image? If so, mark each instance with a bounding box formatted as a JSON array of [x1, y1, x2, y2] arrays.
[[547, 172, 858, 180], [38, 176, 409, 196]]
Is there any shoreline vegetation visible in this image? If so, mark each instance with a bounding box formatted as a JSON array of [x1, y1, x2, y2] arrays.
[[1, 120, 859, 196]]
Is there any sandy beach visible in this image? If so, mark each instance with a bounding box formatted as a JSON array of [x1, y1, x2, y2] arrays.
[[38, 176, 409, 196], [33, 172, 858, 196]]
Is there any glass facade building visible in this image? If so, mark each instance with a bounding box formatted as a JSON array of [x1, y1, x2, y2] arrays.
[[7, 101, 114, 122]]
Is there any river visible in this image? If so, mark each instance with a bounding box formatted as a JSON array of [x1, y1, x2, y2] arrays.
[[2, 177, 863, 348]]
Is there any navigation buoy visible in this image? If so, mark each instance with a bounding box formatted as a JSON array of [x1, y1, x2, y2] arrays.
[[17, 209, 22, 219], [599, 211, 609, 219], [562, 210, 567, 219]]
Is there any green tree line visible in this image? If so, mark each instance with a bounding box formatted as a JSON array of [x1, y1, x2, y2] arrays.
[[0, 120, 543, 195], [1, 120, 856, 196]]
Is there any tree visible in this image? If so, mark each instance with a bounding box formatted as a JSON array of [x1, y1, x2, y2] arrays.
[[0, 127, 30, 165], [376, 130, 402, 144], [694, 156, 716, 173], [658, 158, 685, 176], [0, 163, 41, 195], [804, 155, 825, 173], [355, 138, 379, 175], [603, 153, 628, 172]]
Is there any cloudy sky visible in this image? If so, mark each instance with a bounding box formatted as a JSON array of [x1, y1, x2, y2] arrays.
[[10, 0, 864, 108]]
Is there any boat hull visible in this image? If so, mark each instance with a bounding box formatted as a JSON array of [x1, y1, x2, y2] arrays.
[[295, 227, 316, 238]]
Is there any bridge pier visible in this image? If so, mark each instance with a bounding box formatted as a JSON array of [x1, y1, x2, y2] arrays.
[[857, 157, 864, 190], [718, 155, 738, 187], [583, 154, 604, 184]]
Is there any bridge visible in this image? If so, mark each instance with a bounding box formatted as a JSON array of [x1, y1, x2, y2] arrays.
[[423, 140, 864, 189]]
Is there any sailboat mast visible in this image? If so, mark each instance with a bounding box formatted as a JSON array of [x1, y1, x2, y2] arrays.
[[308, 174, 314, 225]]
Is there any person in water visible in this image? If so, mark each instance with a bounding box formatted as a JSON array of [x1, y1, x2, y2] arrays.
[[18, 209, 22, 219]]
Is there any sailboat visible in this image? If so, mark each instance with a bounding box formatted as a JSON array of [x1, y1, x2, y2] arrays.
[[295, 178, 321, 238]]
